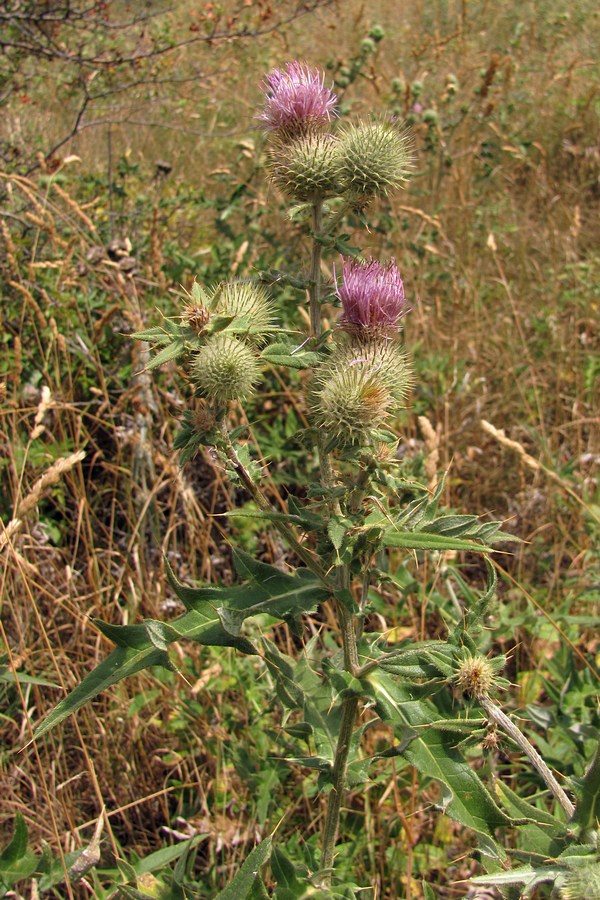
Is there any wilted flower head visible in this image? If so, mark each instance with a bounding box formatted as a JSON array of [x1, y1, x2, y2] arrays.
[[259, 61, 337, 136], [337, 256, 408, 335]]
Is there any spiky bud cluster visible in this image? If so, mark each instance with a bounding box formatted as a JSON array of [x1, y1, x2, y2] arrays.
[[269, 133, 340, 202], [191, 334, 260, 403], [336, 121, 412, 199], [455, 656, 496, 699], [309, 253, 413, 445], [311, 341, 412, 445], [312, 365, 392, 445], [259, 61, 337, 138], [260, 61, 412, 206], [210, 281, 274, 342]]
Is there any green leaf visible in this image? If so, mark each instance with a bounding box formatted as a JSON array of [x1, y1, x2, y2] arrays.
[[34, 600, 259, 739], [144, 339, 187, 371], [130, 326, 175, 345], [470, 865, 563, 888], [214, 837, 272, 900], [33, 643, 171, 740], [167, 553, 330, 633], [328, 517, 348, 553], [270, 848, 305, 897], [383, 529, 494, 553], [0, 814, 38, 887], [145, 609, 257, 655], [261, 341, 321, 369], [133, 836, 209, 877], [571, 737, 600, 833], [363, 670, 510, 855], [0, 657, 58, 688]]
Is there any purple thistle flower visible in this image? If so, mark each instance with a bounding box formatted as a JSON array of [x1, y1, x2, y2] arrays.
[[259, 61, 337, 135], [337, 257, 408, 333]]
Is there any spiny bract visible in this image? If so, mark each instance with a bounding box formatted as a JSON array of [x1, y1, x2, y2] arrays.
[[191, 334, 261, 403], [336, 120, 412, 199]]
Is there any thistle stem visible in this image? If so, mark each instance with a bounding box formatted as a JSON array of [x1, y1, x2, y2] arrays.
[[309, 201, 323, 339], [218, 419, 330, 588], [320, 694, 359, 878], [479, 696, 575, 819]]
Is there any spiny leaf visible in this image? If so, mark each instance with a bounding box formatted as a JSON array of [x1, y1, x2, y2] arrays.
[[33, 643, 171, 740], [383, 530, 494, 553], [363, 670, 510, 856], [214, 837, 272, 900]]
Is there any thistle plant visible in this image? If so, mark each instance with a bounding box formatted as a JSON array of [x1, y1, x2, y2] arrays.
[[33, 61, 600, 898]]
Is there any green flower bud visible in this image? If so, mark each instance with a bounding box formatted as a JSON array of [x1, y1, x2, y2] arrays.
[[423, 108, 439, 125], [311, 341, 412, 443], [210, 281, 274, 341], [411, 80, 424, 97], [329, 341, 413, 403], [268, 132, 340, 201], [368, 25, 385, 41], [336, 120, 412, 200], [391, 77, 405, 94], [191, 334, 260, 403], [360, 38, 376, 55], [312, 366, 392, 445], [183, 300, 210, 334]]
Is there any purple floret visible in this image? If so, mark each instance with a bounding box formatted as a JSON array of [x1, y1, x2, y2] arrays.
[[259, 61, 337, 133], [337, 257, 408, 331]]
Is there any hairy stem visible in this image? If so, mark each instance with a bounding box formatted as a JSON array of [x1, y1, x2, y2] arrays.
[[309, 200, 323, 339], [320, 693, 359, 879], [218, 419, 330, 588], [479, 696, 575, 818]]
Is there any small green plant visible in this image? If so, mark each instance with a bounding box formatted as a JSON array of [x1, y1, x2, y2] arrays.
[[30, 60, 600, 898]]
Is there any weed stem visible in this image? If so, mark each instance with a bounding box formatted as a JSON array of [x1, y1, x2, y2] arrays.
[[217, 419, 330, 587], [479, 696, 575, 818]]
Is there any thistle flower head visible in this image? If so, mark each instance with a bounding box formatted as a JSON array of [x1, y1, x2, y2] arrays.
[[310, 341, 412, 444], [455, 656, 495, 699], [210, 281, 274, 343], [336, 256, 409, 336], [259, 61, 337, 137], [324, 341, 413, 404], [336, 119, 412, 199], [183, 300, 210, 334], [268, 132, 340, 201], [190, 334, 260, 403], [311, 366, 392, 445]]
